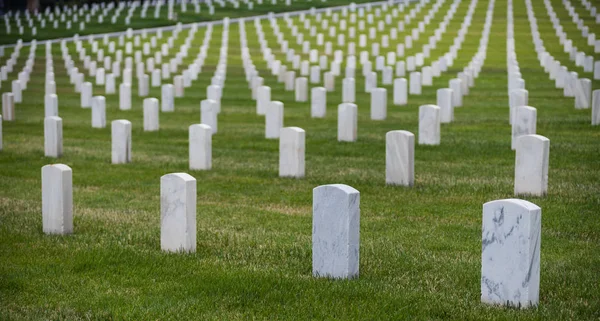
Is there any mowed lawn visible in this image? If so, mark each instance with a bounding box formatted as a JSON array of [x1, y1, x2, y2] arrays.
[[1, 0, 599, 319]]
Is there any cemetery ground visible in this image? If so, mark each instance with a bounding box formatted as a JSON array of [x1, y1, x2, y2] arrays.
[[1, 0, 600, 319]]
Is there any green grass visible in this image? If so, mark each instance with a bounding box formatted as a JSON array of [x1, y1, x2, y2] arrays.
[[0, 0, 382, 45], [1, 0, 599, 319]]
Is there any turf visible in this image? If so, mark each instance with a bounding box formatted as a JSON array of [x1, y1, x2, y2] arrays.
[[0, 0, 599, 319]]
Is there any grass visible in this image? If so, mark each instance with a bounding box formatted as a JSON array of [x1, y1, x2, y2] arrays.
[[1, 0, 599, 319], [0, 0, 382, 45]]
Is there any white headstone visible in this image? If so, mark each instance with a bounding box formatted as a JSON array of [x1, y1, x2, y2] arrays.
[[343, 78, 356, 103], [386, 130, 414, 186], [481, 198, 541, 308], [437, 88, 453, 123], [515, 134, 549, 196], [201, 99, 218, 134], [338, 103, 357, 142], [257, 86, 271, 115], [311, 87, 326, 118], [449, 78, 462, 107], [266, 101, 284, 139], [418, 105, 441, 145], [312, 184, 360, 279], [574, 78, 591, 109], [295, 77, 308, 102], [44, 116, 62, 157], [511, 106, 537, 150], [160, 173, 197, 253], [112, 119, 132, 164], [42, 164, 73, 234], [143, 98, 160, 131], [279, 127, 305, 178], [119, 83, 131, 110], [509, 89, 528, 125], [161, 84, 174, 112], [393, 78, 407, 105], [371, 88, 387, 120], [409, 72, 421, 94], [592, 90, 600, 125], [189, 124, 212, 170], [91, 96, 106, 128], [81, 82, 92, 108]]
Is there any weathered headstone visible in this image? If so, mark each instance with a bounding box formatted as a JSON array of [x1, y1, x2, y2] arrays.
[[481, 198, 541, 308], [112, 119, 132, 164], [515, 134, 549, 196], [312, 184, 360, 279], [511, 106, 537, 150], [160, 173, 197, 253], [189, 124, 212, 170], [279, 127, 305, 178], [386, 130, 414, 186], [42, 164, 73, 234]]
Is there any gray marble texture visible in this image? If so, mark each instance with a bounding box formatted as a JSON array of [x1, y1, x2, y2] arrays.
[[279, 127, 305, 178], [418, 105, 441, 145], [189, 124, 212, 171], [42, 164, 73, 235], [338, 103, 357, 142], [481, 198, 541, 308], [111, 119, 132, 164], [370, 88, 387, 120], [312, 184, 360, 279], [161, 173, 197, 253], [386, 130, 415, 186], [511, 106, 537, 150], [44, 116, 63, 158], [515, 134, 549, 196]]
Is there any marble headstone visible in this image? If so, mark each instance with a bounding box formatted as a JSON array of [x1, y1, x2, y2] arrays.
[[160, 173, 197, 253], [386, 130, 414, 186], [514, 134, 549, 196], [42, 164, 73, 234], [189, 124, 212, 170], [279, 127, 305, 178]]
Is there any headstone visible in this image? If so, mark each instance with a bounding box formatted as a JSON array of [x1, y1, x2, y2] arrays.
[[418, 105, 441, 145], [174, 75, 184, 97], [515, 134, 549, 196], [257, 86, 271, 115], [160, 173, 197, 253], [437, 88, 453, 123], [511, 106, 537, 150], [105, 74, 116, 94], [311, 87, 326, 118], [409, 72, 421, 94], [279, 127, 305, 178], [44, 116, 63, 158], [266, 101, 284, 139], [393, 78, 407, 105], [112, 119, 132, 164], [143, 98, 159, 131], [91, 96, 106, 128], [343, 78, 355, 103], [189, 124, 212, 170], [574, 78, 591, 109], [509, 89, 528, 125], [449, 78, 462, 107], [119, 83, 131, 110], [386, 130, 414, 186], [371, 88, 387, 120], [592, 90, 600, 125], [481, 198, 541, 308], [12, 80, 22, 103], [161, 84, 174, 112], [338, 103, 357, 142], [81, 82, 92, 108], [201, 99, 218, 134], [42, 164, 73, 234], [295, 77, 308, 102], [2, 93, 15, 121], [312, 184, 360, 279]]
